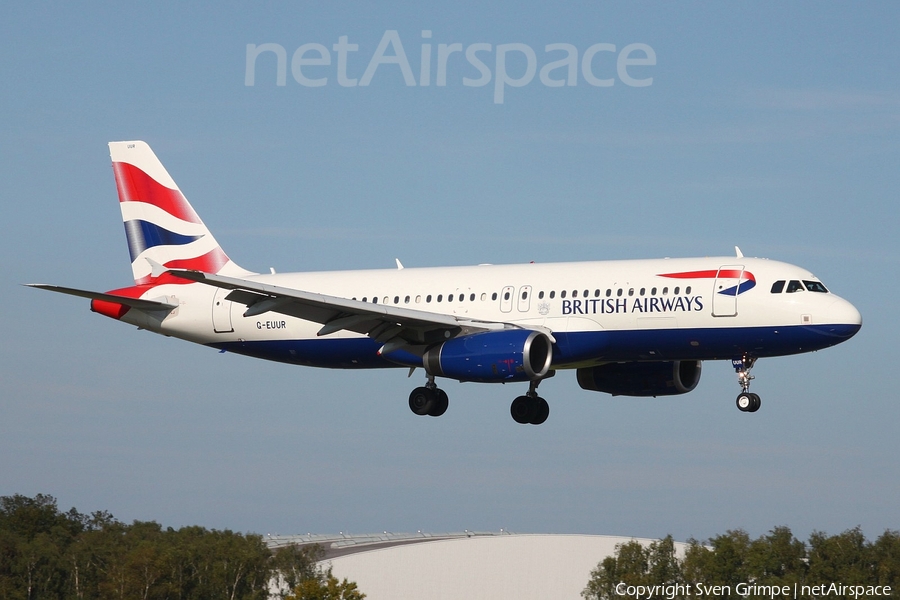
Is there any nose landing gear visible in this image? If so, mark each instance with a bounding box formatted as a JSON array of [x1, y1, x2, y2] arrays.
[[733, 356, 761, 413]]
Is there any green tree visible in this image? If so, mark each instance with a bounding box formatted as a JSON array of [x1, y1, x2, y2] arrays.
[[0, 493, 365, 600], [683, 529, 751, 597], [0, 494, 83, 600], [807, 527, 874, 586], [583, 536, 683, 600], [272, 544, 325, 598], [194, 529, 270, 600], [745, 526, 807, 589], [647, 535, 683, 587], [286, 567, 365, 600], [871, 530, 900, 592]]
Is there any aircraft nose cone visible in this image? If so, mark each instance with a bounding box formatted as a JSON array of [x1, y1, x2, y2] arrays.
[[825, 297, 862, 338]]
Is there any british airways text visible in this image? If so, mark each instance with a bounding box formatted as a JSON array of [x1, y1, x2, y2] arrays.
[[562, 296, 704, 315]]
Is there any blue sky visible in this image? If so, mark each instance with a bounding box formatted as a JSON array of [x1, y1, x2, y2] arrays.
[[2, 3, 898, 542]]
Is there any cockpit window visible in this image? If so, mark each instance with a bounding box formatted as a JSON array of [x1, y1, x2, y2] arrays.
[[770, 280, 785, 294], [786, 280, 805, 293], [803, 280, 828, 293]]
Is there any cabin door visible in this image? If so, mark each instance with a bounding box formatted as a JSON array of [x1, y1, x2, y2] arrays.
[[712, 265, 744, 317], [212, 288, 234, 333]]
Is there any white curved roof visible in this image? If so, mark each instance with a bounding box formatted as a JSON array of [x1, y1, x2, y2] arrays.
[[307, 533, 686, 600]]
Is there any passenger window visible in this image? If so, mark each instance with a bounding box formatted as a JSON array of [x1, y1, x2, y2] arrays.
[[470, 293, 475, 301], [448, 294, 454, 302], [416, 295, 421, 303], [572, 290, 577, 298], [594, 289, 600, 297], [373, 297, 378, 304], [803, 280, 829, 293], [674, 287, 680, 295], [437, 294, 443, 302], [628, 288, 634, 297], [771, 281, 785, 294], [651, 287, 657, 295], [362, 297, 367, 302], [492, 292, 498, 301], [583, 290, 589, 298], [383, 296, 389, 304], [522, 291, 528, 300], [549, 291, 556, 299], [786, 280, 804, 293], [538, 291, 544, 299], [481, 293, 487, 301], [426, 294, 432, 303], [686, 286, 691, 294], [404, 295, 410, 304], [561, 290, 567, 299], [662, 287, 668, 295], [394, 296, 399, 304], [617, 289, 623, 297], [640, 288, 645, 296], [503, 291, 510, 300]]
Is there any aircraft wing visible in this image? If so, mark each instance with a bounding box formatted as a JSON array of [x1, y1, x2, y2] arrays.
[[166, 269, 517, 353], [25, 284, 177, 310]]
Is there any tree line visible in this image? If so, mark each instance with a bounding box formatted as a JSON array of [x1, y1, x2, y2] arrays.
[[583, 527, 900, 599], [0, 494, 363, 600]]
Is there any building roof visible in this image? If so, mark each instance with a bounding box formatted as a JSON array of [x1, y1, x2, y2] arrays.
[[266, 532, 687, 600]]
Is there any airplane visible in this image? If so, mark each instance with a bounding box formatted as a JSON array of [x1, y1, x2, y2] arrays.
[[28, 141, 862, 425]]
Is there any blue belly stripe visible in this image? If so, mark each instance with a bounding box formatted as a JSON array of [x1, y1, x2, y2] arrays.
[[208, 323, 861, 370]]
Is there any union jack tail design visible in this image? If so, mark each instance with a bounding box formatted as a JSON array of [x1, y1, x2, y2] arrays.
[[109, 141, 250, 285]]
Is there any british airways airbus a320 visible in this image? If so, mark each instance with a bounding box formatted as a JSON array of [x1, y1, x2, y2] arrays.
[[29, 141, 862, 425]]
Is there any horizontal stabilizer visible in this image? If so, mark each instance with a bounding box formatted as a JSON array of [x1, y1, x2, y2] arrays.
[[25, 284, 177, 311]]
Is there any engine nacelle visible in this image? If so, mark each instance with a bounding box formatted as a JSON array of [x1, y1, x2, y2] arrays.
[[576, 360, 702, 397], [423, 329, 553, 383]]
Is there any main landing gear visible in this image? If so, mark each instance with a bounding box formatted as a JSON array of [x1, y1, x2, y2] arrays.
[[510, 379, 549, 425], [734, 356, 761, 413], [408, 375, 449, 417], [407, 376, 550, 425]]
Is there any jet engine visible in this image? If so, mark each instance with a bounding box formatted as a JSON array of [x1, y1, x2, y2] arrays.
[[423, 329, 552, 383], [576, 360, 702, 396]]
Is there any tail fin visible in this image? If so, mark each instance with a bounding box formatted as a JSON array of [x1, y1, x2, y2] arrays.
[[109, 141, 251, 285]]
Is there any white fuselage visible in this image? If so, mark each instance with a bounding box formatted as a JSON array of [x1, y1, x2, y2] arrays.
[[122, 255, 861, 371]]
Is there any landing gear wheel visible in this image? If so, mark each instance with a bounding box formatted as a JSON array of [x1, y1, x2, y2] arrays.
[[531, 397, 549, 425], [510, 396, 550, 425], [510, 396, 534, 424], [748, 392, 761, 413], [736, 392, 758, 413], [409, 387, 435, 416], [428, 389, 449, 417]]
